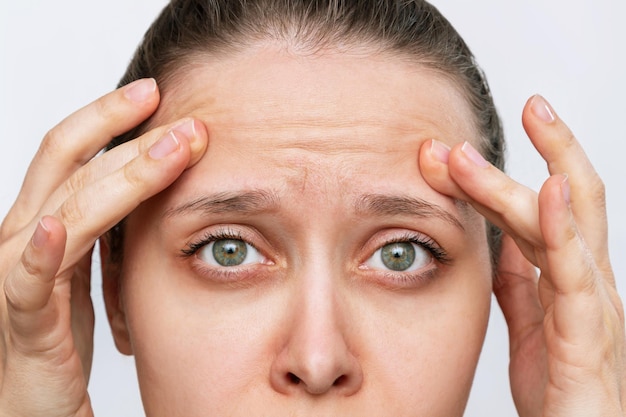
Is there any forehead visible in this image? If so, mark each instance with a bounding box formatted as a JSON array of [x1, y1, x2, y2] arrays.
[[147, 45, 479, 214], [155, 45, 478, 144]]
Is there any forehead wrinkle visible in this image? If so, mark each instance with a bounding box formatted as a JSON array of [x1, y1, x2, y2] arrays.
[[163, 190, 280, 219], [354, 193, 465, 231]]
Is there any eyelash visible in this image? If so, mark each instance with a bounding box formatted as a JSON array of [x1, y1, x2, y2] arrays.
[[381, 232, 450, 265], [362, 232, 451, 288], [181, 228, 451, 288], [181, 228, 251, 258], [181, 228, 269, 284]]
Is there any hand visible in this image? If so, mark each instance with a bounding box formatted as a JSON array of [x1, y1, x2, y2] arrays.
[[419, 95, 625, 417], [0, 78, 209, 417]]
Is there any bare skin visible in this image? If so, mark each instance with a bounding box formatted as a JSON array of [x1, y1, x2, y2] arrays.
[[0, 46, 622, 417]]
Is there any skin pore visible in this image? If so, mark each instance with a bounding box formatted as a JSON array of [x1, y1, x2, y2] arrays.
[[103, 44, 494, 416]]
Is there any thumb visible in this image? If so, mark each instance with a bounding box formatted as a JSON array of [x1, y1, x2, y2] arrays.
[[4, 216, 66, 346]]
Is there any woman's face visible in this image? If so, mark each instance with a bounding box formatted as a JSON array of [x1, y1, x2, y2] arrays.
[[104, 45, 493, 416]]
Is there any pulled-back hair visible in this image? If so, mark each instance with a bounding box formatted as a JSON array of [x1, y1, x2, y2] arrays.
[[106, 0, 505, 267]]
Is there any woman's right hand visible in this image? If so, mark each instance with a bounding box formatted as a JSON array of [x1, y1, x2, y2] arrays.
[[0, 78, 209, 417]]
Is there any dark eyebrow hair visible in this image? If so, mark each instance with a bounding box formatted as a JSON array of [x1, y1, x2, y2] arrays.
[[354, 193, 464, 231], [163, 190, 280, 218], [163, 190, 464, 231]]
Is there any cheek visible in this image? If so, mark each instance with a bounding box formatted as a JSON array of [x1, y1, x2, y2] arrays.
[[120, 246, 284, 413], [351, 264, 492, 411]]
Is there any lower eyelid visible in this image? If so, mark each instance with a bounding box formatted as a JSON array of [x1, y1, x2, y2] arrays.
[[357, 266, 440, 290]]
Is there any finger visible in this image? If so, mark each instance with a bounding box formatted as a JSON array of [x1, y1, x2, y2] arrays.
[[538, 174, 607, 298], [4, 216, 66, 349], [538, 175, 623, 412], [38, 118, 208, 221], [2, 79, 160, 237], [523, 95, 608, 262], [53, 123, 202, 270], [494, 235, 547, 416], [493, 234, 543, 355], [538, 174, 617, 343], [419, 140, 470, 199], [420, 139, 542, 262], [86, 119, 208, 180], [71, 251, 95, 382]]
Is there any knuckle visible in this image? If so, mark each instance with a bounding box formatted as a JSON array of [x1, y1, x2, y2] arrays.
[[0, 218, 18, 241], [20, 249, 44, 281], [590, 174, 607, 206], [3, 278, 22, 311], [4, 265, 38, 312], [563, 130, 578, 148], [39, 125, 68, 159], [63, 171, 87, 197], [122, 162, 146, 189], [58, 196, 85, 227], [92, 94, 116, 121], [563, 220, 579, 243]]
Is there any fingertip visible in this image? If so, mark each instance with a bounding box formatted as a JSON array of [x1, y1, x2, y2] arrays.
[[123, 78, 159, 105], [187, 119, 209, 167], [32, 217, 52, 249], [5, 217, 67, 313], [460, 141, 490, 168], [154, 118, 208, 167], [419, 140, 470, 201], [32, 216, 67, 254], [148, 131, 182, 160], [419, 139, 448, 184], [521, 95, 564, 148], [428, 139, 451, 164], [527, 94, 557, 124]]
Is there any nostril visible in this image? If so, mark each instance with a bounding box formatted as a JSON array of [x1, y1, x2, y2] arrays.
[[333, 375, 346, 386], [288, 372, 301, 384]]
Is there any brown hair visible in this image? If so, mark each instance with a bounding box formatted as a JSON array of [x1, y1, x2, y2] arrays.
[[106, 0, 505, 267]]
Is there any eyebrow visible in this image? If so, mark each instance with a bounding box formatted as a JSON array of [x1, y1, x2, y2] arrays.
[[354, 193, 464, 231], [163, 190, 281, 218], [163, 189, 464, 231]]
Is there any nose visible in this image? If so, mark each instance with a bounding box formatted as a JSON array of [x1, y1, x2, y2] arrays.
[[269, 279, 363, 396]]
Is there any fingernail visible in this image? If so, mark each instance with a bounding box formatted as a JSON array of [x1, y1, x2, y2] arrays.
[[170, 119, 197, 142], [124, 78, 157, 103], [32, 217, 51, 249], [560, 173, 570, 205], [461, 141, 489, 168], [149, 131, 180, 159], [530, 95, 556, 123], [430, 139, 450, 164]]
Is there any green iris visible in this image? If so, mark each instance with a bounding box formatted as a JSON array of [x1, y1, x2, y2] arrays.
[[212, 239, 247, 266], [381, 242, 416, 271]]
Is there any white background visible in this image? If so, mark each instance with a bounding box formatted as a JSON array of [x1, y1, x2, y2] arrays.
[[1, 1, 625, 415]]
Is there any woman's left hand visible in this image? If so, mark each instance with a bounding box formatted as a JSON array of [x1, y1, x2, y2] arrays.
[[419, 95, 625, 417]]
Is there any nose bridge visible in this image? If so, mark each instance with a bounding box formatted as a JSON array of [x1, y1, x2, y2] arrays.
[[294, 258, 343, 357], [269, 249, 363, 396]]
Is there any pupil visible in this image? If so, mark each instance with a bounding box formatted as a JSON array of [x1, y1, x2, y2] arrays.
[[213, 239, 247, 266], [381, 242, 416, 271]]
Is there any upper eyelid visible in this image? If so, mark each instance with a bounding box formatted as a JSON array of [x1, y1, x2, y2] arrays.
[[361, 229, 439, 253], [182, 226, 261, 257], [360, 229, 451, 266], [182, 225, 449, 265]]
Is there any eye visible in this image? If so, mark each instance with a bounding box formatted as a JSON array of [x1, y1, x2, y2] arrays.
[[366, 241, 433, 272], [198, 238, 264, 267]]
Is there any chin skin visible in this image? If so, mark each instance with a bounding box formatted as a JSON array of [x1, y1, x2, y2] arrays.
[[103, 43, 493, 416]]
